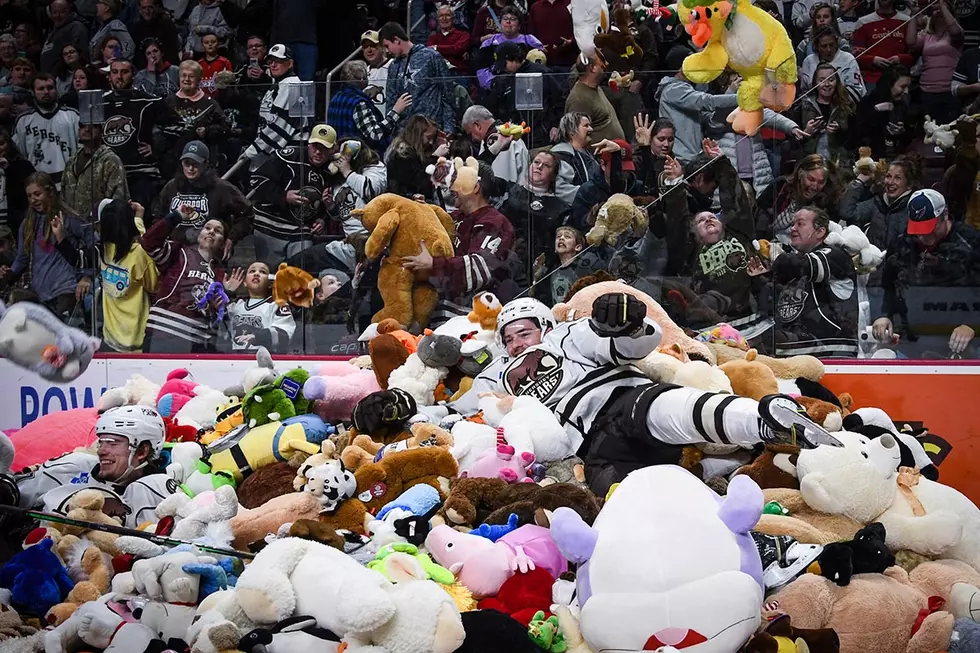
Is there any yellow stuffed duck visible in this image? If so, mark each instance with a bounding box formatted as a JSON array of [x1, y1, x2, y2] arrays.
[[677, 0, 797, 136]]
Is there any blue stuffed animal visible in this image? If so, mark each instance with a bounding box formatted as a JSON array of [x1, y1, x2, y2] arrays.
[[0, 538, 74, 615]]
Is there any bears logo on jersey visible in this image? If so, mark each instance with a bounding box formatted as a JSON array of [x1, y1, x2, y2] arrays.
[[103, 115, 136, 147], [504, 349, 563, 402]]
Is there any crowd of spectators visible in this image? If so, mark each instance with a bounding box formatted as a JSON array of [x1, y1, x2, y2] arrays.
[[0, 0, 978, 359]]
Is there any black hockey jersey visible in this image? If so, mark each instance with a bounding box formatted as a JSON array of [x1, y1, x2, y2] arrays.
[[771, 243, 859, 358], [250, 146, 331, 240], [102, 89, 162, 177]]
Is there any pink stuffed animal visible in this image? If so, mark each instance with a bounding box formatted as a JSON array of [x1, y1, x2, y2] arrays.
[[156, 369, 198, 417], [461, 428, 535, 484], [304, 361, 383, 422], [426, 523, 568, 598]]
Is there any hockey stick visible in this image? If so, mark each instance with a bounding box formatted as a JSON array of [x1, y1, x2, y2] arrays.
[[0, 504, 255, 560]]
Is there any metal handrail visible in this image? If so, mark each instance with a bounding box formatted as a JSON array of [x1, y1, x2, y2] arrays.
[[322, 5, 428, 116]]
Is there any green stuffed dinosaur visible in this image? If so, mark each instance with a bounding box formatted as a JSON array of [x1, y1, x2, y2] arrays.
[[367, 543, 455, 585], [242, 383, 295, 428], [528, 611, 567, 653], [275, 368, 311, 414]]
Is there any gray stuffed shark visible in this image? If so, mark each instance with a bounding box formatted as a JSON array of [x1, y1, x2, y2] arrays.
[[0, 299, 100, 382]]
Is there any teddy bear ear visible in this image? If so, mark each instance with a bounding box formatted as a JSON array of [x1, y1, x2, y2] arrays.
[[452, 157, 464, 170], [465, 156, 479, 171]]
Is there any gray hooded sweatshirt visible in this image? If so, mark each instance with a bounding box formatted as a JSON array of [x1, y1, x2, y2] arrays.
[[656, 76, 739, 164]]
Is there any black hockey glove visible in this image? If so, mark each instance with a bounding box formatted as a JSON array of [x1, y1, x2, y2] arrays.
[[589, 292, 648, 338]]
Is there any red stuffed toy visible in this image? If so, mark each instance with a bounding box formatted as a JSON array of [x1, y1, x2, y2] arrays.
[[163, 417, 199, 443], [477, 567, 556, 626]]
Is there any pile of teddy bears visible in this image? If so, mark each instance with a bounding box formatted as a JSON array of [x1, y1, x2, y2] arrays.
[[0, 267, 979, 653]]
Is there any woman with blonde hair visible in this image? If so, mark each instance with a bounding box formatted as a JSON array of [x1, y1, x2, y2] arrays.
[[0, 172, 94, 317]]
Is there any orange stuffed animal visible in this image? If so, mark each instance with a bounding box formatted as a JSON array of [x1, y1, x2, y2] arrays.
[[467, 292, 502, 331], [271, 263, 320, 308]]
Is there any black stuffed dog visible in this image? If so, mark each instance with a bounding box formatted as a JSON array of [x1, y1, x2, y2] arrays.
[[814, 522, 895, 586]]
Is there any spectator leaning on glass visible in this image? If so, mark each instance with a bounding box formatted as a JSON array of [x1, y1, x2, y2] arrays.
[[841, 155, 920, 250], [98, 198, 159, 353], [241, 44, 310, 172], [0, 172, 94, 317], [140, 187, 229, 353], [874, 189, 980, 357], [13, 73, 79, 189]]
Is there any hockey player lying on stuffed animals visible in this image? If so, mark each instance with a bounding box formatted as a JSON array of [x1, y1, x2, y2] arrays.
[[8, 406, 175, 529], [449, 295, 842, 497]]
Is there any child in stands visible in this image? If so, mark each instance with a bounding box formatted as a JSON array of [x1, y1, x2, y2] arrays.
[[198, 34, 231, 99], [223, 261, 296, 352]]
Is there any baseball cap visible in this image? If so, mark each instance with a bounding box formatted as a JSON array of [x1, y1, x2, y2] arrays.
[[266, 43, 293, 61], [180, 140, 209, 164], [907, 188, 946, 235], [308, 124, 337, 149], [494, 41, 525, 72], [361, 30, 380, 45], [600, 139, 635, 172]]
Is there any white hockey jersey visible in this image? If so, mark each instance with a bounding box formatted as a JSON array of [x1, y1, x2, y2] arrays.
[[17, 451, 174, 528], [226, 296, 296, 351], [13, 107, 80, 183], [479, 318, 662, 452]]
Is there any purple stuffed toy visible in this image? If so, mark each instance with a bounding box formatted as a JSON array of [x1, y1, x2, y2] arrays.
[[195, 281, 230, 325]]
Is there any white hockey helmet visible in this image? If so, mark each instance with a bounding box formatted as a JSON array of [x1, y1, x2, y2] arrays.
[[495, 298, 557, 351], [95, 405, 166, 455]]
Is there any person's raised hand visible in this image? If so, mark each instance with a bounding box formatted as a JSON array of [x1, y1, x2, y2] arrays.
[[663, 155, 683, 181], [224, 267, 245, 293], [178, 204, 197, 221], [950, 324, 975, 354], [634, 113, 652, 147], [701, 137, 722, 159], [50, 213, 66, 243]]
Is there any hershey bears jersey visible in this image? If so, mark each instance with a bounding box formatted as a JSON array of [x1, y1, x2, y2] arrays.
[[226, 297, 296, 351], [13, 107, 79, 183]]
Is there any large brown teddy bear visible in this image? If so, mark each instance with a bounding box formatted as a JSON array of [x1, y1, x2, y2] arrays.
[[352, 193, 456, 328], [774, 560, 980, 653]]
